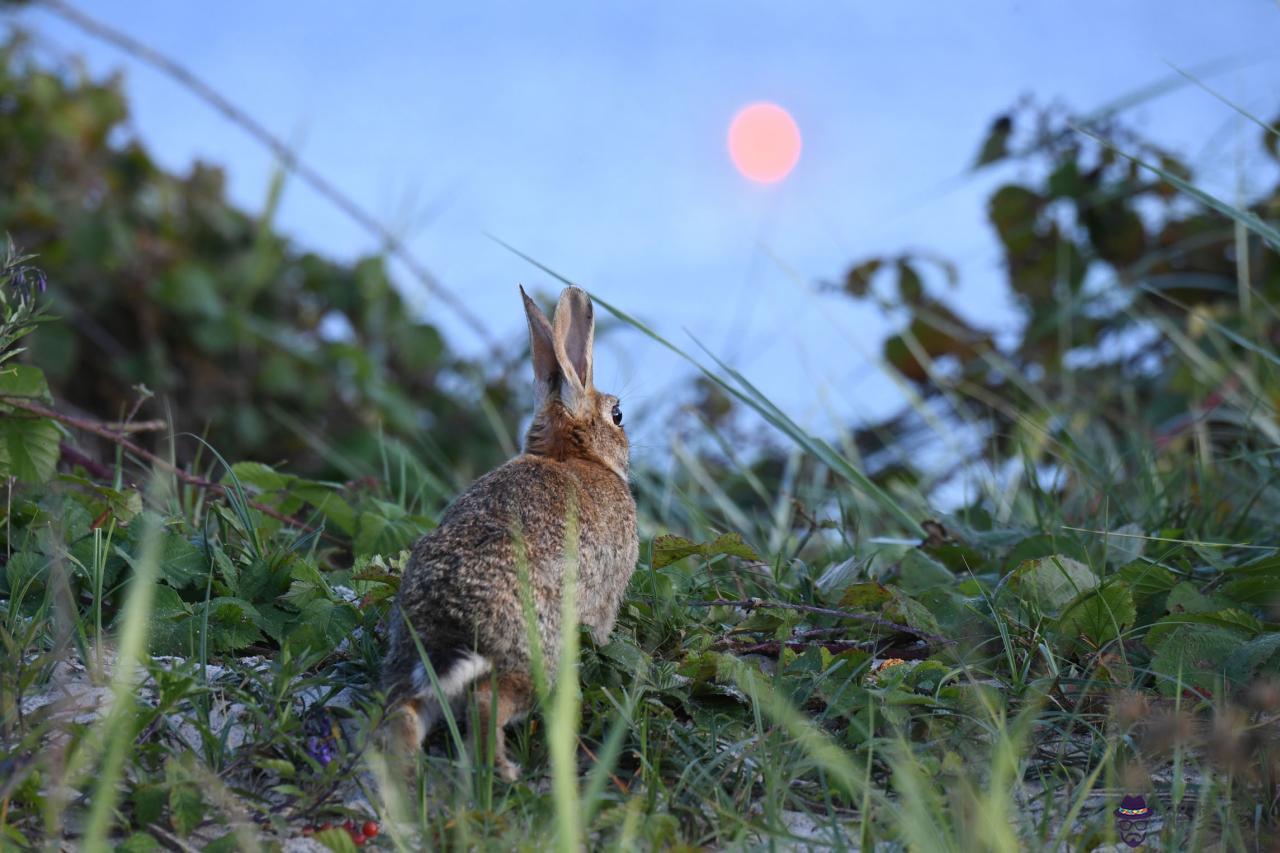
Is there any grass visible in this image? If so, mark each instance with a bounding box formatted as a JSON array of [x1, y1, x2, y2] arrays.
[[3, 299, 1276, 849]]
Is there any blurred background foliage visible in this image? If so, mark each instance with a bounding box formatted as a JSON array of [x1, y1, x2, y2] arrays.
[[4, 30, 1278, 524], [818, 103, 1280, 512], [0, 33, 516, 486]]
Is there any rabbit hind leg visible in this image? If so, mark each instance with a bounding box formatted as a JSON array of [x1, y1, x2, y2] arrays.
[[386, 695, 432, 753], [472, 673, 533, 783], [383, 649, 489, 761]]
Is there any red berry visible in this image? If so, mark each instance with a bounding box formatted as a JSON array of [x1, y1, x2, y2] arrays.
[[319, 821, 333, 831], [352, 833, 367, 846], [362, 821, 379, 838], [344, 820, 357, 832]]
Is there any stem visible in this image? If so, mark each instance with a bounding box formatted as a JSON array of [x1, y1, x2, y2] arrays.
[[0, 396, 339, 542], [689, 598, 952, 646]]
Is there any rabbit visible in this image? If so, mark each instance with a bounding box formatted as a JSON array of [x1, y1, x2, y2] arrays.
[[381, 285, 638, 781]]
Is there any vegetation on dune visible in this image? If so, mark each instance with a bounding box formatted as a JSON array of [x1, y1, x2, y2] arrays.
[[1, 30, 1279, 851]]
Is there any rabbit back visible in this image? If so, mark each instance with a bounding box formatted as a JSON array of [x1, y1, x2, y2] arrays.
[[382, 452, 636, 709]]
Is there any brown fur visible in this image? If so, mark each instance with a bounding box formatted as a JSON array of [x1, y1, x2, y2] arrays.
[[381, 286, 639, 780]]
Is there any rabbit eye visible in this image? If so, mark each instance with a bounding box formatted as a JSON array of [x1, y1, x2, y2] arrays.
[[611, 404, 623, 426]]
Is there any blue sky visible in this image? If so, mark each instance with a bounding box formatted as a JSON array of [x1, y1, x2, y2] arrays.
[[12, 2, 1280, 447]]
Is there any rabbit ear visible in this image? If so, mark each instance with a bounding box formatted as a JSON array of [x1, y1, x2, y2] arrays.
[[521, 286, 559, 404], [553, 287, 594, 405]]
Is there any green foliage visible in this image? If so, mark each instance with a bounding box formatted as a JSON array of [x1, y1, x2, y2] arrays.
[[649, 530, 760, 568], [0, 414, 60, 482], [0, 34, 516, 481], [1054, 580, 1135, 651], [0, 243, 58, 483], [826, 101, 1280, 525], [1006, 554, 1097, 614]]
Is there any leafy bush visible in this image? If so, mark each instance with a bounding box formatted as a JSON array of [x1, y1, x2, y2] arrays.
[[0, 33, 517, 482]]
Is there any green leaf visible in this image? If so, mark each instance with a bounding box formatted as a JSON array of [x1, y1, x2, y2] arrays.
[[1220, 576, 1280, 608], [905, 659, 950, 694], [148, 585, 194, 654], [58, 474, 143, 523], [896, 260, 925, 304], [165, 760, 206, 837], [253, 758, 296, 778], [292, 481, 357, 535], [1006, 555, 1097, 615], [837, 581, 892, 610], [988, 185, 1044, 254], [1223, 554, 1280, 577], [896, 550, 953, 594], [651, 532, 760, 569], [1145, 609, 1261, 651], [202, 835, 240, 853], [1097, 523, 1147, 566], [236, 554, 294, 602], [883, 587, 942, 636], [1004, 534, 1089, 571], [131, 783, 166, 827], [0, 364, 52, 402], [923, 541, 984, 572], [225, 461, 290, 491], [118, 834, 162, 853], [314, 828, 359, 853], [285, 598, 359, 656], [883, 303, 993, 383], [252, 602, 295, 644], [1116, 561, 1178, 600], [1225, 633, 1280, 684], [1165, 582, 1231, 614], [842, 258, 882, 297], [973, 114, 1012, 167], [1082, 198, 1146, 267], [157, 533, 209, 590], [1149, 625, 1239, 696], [1055, 582, 1135, 651], [596, 637, 651, 679], [1265, 114, 1280, 161], [676, 650, 737, 686], [5, 551, 49, 596], [206, 596, 266, 652], [0, 416, 61, 483], [1047, 160, 1085, 198], [354, 507, 420, 558]]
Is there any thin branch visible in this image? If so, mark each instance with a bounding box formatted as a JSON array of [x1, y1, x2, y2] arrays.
[[576, 736, 630, 796], [145, 822, 200, 853], [98, 419, 167, 434], [2, 397, 340, 542], [37, 0, 497, 351], [58, 442, 116, 481], [714, 638, 934, 660], [689, 598, 952, 646]]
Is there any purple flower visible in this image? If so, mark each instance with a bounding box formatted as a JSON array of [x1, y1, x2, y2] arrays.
[[4, 262, 46, 299], [306, 734, 336, 766]]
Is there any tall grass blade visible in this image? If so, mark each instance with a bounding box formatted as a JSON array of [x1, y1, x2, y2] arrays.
[[1074, 126, 1280, 251], [489, 235, 923, 534], [81, 510, 162, 848]]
